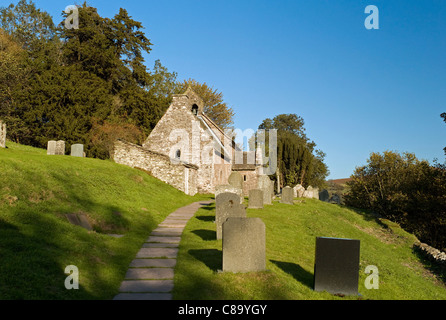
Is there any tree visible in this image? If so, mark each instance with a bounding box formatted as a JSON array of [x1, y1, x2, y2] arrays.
[[442, 113, 446, 156], [345, 151, 446, 250], [256, 114, 328, 189], [176, 79, 235, 129]]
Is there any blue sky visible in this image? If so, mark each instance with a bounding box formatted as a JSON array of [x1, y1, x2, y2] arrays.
[[7, 0, 446, 179]]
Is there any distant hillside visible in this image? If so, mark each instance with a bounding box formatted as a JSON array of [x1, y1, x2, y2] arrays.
[[329, 178, 352, 185], [0, 141, 209, 300]]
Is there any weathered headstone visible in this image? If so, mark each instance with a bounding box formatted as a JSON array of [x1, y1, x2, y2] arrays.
[[313, 237, 360, 295], [47, 140, 57, 155], [222, 217, 266, 273], [280, 186, 294, 204], [215, 192, 246, 240], [294, 184, 305, 198], [329, 193, 341, 205], [319, 189, 330, 202], [71, 144, 84, 157], [248, 189, 263, 209], [0, 121, 6, 148], [257, 175, 272, 205], [55, 140, 65, 155], [228, 172, 243, 190], [215, 184, 243, 204], [312, 187, 320, 199]]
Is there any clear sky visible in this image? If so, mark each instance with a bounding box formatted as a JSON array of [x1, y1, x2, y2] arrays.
[[6, 0, 446, 179]]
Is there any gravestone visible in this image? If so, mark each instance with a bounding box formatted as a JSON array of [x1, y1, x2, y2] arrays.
[[248, 189, 263, 209], [215, 192, 246, 240], [47, 140, 57, 155], [280, 186, 294, 204], [71, 144, 84, 157], [228, 172, 243, 190], [329, 193, 341, 205], [319, 189, 330, 202], [294, 184, 305, 198], [55, 140, 65, 155], [257, 175, 272, 205], [312, 187, 320, 199], [313, 237, 360, 295], [222, 217, 266, 273], [0, 121, 6, 148], [215, 184, 243, 204]]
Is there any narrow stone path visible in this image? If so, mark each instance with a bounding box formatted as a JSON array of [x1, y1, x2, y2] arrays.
[[113, 200, 213, 300]]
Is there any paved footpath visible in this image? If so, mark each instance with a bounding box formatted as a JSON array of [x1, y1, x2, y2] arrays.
[[113, 200, 213, 300]]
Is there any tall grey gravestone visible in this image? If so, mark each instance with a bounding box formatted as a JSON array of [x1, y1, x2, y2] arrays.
[[257, 175, 272, 205], [248, 189, 263, 209], [222, 217, 266, 273], [313, 237, 360, 296], [228, 172, 243, 190], [280, 186, 294, 204], [55, 140, 65, 155], [71, 144, 84, 157], [47, 140, 57, 155], [215, 192, 246, 240], [0, 121, 6, 148]]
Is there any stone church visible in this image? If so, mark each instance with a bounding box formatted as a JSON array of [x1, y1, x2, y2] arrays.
[[113, 88, 264, 196]]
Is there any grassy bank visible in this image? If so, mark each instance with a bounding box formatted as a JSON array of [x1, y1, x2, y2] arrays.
[[0, 141, 209, 299], [173, 198, 446, 300]]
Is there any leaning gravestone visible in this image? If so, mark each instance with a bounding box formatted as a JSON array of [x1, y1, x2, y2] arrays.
[[222, 217, 266, 273], [55, 140, 65, 155], [313, 237, 360, 295], [257, 175, 272, 205], [0, 120, 6, 148], [47, 140, 57, 155], [319, 189, 330, 202], [248, 189, 263, 209], [215, 184, 243, 204], [280, 186, 294, 204], [71, 144, 84, 157], [215, 192, 246, 240], [228, 172, 243, 190]]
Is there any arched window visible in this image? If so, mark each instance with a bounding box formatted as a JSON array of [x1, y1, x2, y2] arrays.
[[191, 104, 199, 115], [175, 149, 181, 159]]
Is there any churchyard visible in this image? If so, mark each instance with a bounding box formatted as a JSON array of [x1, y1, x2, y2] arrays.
[[1, 141, 446, 300]]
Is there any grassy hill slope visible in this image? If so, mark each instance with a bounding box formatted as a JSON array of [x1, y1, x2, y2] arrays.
[[174, 199, 446, 299], [0, 142, 208, 300]]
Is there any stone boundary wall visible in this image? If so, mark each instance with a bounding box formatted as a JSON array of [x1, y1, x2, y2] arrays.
[[413, 242, 446, 266], [113, 139, 198, 196]]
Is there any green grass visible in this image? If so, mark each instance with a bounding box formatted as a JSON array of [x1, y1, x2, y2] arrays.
[[0, 141, 209, 300], [173, 198, 446, 300], [2, 141, 445, 300]]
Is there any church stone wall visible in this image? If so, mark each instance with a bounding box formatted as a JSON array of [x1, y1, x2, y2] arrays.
[[113, 139, 198, 196]]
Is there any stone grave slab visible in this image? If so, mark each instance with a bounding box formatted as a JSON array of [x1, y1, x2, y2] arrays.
[[222, 217, 266, 273], [280, 186, 294, 204], [215, 192, 246, 240], [313, 237, 360, 296], [248, 189, 264, 209]]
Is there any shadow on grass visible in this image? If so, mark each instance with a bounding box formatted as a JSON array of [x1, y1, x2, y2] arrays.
[[192, 229, 216, 241], [195, 215, 214, 222], [270, 260, 314, 289], [189, 249, 222, 272]]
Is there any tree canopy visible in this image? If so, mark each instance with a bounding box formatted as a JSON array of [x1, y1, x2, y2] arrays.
[[0, 1, 204, 158], [345, 150, 446, 250], [176, 79, 235, 129], [256, 114, 329, 189]]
